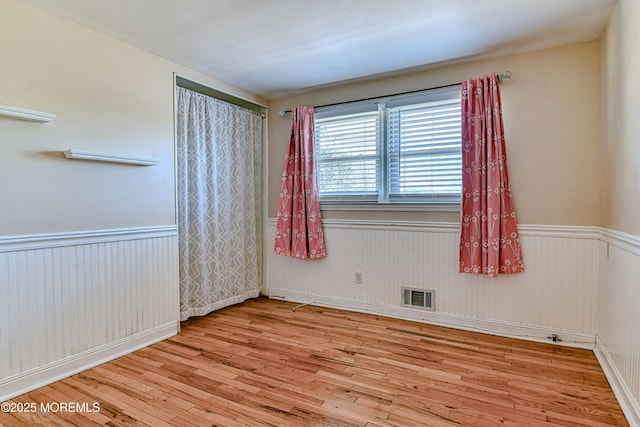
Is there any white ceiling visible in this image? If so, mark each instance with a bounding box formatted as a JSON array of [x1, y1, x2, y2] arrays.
[[19, 0, 616, 99]]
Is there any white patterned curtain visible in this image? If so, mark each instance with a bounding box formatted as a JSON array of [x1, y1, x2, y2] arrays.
[[176, 87, 262, 321]]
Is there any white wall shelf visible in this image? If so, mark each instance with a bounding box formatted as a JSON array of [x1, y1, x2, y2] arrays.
[[0, 104, 55, 122], [62, 149, 159, 166]]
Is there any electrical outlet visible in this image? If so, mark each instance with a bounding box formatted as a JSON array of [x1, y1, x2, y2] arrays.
[[548, 334, 562, 343], [355, 271, 363, 284]]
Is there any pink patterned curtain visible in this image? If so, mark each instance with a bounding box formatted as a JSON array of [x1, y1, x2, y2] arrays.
[[274, 106, 326, 259], [459, 75, 524, 276]]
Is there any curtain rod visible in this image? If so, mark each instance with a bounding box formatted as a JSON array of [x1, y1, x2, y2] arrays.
[[278, 71, 511, 117]]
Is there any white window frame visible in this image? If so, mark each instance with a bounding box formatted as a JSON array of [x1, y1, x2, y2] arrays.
[[314, 85, 462, 211]]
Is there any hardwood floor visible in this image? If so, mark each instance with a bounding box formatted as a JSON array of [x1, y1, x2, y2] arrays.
[[0, 298, 628, 426]]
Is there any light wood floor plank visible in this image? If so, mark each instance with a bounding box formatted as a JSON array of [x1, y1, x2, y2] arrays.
[[0, 298, 629, 426]]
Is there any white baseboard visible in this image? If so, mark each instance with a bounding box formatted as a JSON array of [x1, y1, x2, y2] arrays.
[[268, 289, 596, 350], [594, 337, 640, 427], [0, 321, 178, 402]]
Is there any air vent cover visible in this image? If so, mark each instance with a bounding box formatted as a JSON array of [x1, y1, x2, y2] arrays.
[[401, 287, 435, 311]]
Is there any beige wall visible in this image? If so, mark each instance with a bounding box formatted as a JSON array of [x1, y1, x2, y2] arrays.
[[597, 3, 640, 421], [268, 42, 602, 226], [2, 0, 608, 231], [601, 0, 640, 235], [0, 0, 265, 236]]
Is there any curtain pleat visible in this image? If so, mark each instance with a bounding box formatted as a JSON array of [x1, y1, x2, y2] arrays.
[[274, 106, 326, 259], [176, 87, 262, 321], [459, 75, 524, 276]]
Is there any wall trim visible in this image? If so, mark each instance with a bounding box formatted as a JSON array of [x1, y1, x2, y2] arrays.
[[267, 218, 600, 238], [268, 289, 596, 350], [594, 336, 640, 426], [0, 321, 178, 402], [599, 227, 640, 256], [0, 225, 178, 253], [267, 218, 459, 233], [519, 224, 600, 239]]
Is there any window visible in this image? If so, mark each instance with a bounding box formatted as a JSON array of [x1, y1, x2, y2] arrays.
[[314, 86, 461, 207]]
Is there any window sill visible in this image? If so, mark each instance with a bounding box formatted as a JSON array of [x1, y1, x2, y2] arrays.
[[319, 203, 460, 212]]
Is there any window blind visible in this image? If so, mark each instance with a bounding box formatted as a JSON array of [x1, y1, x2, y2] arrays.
[[313, 85, 462, 206], [387, 98, 462, 203], [315, 111, 380, 201]]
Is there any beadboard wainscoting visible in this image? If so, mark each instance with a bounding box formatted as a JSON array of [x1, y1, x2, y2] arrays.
[[595, 229, 640, 426], [266, 219, 599, 347], [0, 226, 179, 402]]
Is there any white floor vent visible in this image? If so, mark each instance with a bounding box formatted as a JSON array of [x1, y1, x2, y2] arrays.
[[401, 287, 435, 311]]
